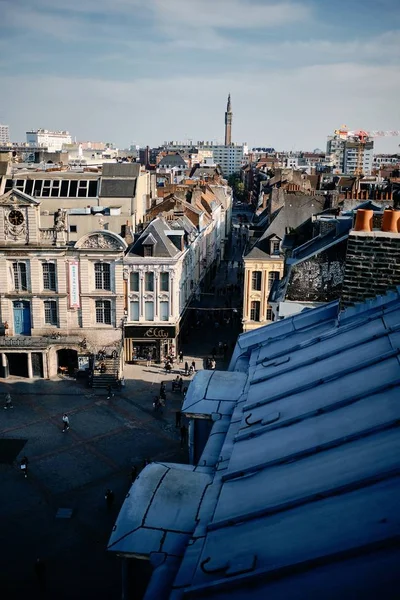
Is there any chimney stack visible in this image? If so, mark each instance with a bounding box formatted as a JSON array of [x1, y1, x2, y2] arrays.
[[341, 208, 400, 307]]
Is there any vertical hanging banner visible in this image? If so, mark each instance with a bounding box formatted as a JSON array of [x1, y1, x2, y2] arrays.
[[68, 261, 80, 309]]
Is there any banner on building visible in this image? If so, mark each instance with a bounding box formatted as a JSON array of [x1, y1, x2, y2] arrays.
[[68, 261, 80, 309]]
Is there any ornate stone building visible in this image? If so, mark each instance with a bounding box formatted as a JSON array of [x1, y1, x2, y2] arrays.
[[0, 188, 127, 379]]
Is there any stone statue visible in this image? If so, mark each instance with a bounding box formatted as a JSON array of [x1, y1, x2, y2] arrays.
[[54, 208, 67, 231]]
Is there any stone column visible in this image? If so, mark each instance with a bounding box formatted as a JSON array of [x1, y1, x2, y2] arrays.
[[27, 352, 33, 379]]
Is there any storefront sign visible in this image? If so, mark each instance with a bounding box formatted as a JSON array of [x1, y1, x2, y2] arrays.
[[124, 325, 176, 339], [68, 261, 80, 309]]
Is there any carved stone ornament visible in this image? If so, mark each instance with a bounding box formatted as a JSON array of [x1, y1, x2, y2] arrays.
[[4, 208, 28, 242], [81, 234, 121, 250]]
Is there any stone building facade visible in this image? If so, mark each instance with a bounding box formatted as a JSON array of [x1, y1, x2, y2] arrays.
[[0, 188, 127, 379]]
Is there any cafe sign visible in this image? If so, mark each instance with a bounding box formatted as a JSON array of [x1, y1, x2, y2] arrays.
[[124, 325, 176, 339]]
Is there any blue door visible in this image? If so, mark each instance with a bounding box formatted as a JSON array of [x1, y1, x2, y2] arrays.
[[13, 301, 31, 335]]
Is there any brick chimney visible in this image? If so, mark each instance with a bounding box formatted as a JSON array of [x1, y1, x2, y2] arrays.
[[341, 209, 400, 307]]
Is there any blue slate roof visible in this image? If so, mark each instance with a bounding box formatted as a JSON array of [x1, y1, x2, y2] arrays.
[[109, 287, 400, 599]]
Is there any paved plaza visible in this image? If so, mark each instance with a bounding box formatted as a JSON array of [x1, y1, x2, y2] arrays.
[[0, 211, 247, 599]]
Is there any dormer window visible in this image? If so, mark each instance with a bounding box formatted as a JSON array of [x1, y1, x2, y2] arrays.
[[143, 245, 153, 257], [142, 233, 157, 257], [271, 240, 280, 255]]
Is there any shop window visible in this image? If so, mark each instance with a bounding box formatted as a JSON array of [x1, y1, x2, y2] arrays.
[[43, 262, 57, 291], [130, 272, 139, 292], [96, 300, 112, 324], [160, 272, 169, 292], [44, 300, 58, 325], [94, 262, 111, 290], [145, 272, 154, 291], [251, 271, 262, 291], [130, 301, 139, 321], [160, 301, 169, 321], [250, 301, 260, 321], [145, 301, 154, 321]]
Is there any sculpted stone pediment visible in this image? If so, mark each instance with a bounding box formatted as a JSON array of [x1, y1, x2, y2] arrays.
[[0, 189, 40, 206], [75, 230, 128, 251]]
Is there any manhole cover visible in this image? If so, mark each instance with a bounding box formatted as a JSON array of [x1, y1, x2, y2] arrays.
[[56, 508, 73, 519]]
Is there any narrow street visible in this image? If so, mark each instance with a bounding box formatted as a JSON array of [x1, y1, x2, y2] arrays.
[[0, 211, 250, 600]]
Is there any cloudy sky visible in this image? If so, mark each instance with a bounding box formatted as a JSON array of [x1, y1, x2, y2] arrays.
[[0, 0, 399, 151]]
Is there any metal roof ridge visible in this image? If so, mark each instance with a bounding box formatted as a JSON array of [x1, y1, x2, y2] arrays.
[[244, 349, 400, 411]]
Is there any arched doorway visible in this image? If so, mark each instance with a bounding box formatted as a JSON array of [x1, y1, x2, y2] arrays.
[[57, 349, 78, 376]]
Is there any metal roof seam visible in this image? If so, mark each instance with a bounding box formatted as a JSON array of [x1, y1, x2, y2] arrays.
[[222, 420, 400, 482], [235, 379, 400, 441], [244, 349, 400, 411], [252, 327, 400, 386], [208, 468, 400, 533]]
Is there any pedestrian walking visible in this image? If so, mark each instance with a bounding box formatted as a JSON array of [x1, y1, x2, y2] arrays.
[[106, 384, 114, 400], [184, 361, 189, 376], [130, 465, 138, 483], [4, 392, 13, 409], [180, 424, 188, 449], [175, 410, 182, 428], [105, 488, 115, 509], [62, 413, 70, 432], [191, 360, 196, 372], [146, 352, 152, 367], [20, 456, 29, 478], [34, 558, 46, 591], [178, 351, 183, 364]]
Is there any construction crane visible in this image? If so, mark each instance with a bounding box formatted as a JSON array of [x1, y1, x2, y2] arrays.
[[334, 126, 400, 176]]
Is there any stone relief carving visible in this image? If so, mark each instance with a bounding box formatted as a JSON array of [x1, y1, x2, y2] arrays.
[[4, 208, 28, 242], [81, 234, 121, 250]]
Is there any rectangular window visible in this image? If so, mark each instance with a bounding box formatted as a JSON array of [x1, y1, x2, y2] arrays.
[[88, 181, 98, 197], [159, 272, 169, 292], [44, 300, 58, 325], [250, 300, 260, 321], [130, 272, 139, 292], [13, 262, 28, 291], [25, 180, 34, 195], [96, 300, 112, 324], [33, 180, 43, 196], [94, 263, 111, 290], [69, 225, 77, 233], [251, 271, 262, 291], [145, 272, 154, 291], [69, 180, 78, 197], [266, 308, 273, 321], [143, 245, 153, 257], [145, 301, 154, 321], [268, 271, 280, 288], [43, 262, 57, 290], [60, 180, 69, 196], [130, 301, 139, 321], [160, 301, 169, 321]]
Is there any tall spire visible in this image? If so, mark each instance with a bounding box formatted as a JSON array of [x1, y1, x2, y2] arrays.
[[225, 93, 232, 146]]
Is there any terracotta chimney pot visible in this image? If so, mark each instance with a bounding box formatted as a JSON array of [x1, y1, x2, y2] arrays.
[[382, 209, 400, 233], [354, 209, 373, 232]]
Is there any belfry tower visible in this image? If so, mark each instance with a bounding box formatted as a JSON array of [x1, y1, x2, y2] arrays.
[[224, 94, 232, 145]]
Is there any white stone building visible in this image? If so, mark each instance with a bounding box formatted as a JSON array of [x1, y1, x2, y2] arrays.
[[26, 129, 72, 152], [0, 124, 10, 144], [0, 188, 127, 379], [123, 215, 202, 363]]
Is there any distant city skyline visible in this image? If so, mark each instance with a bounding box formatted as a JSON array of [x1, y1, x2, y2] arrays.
[[1, 0, 399, 152]]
